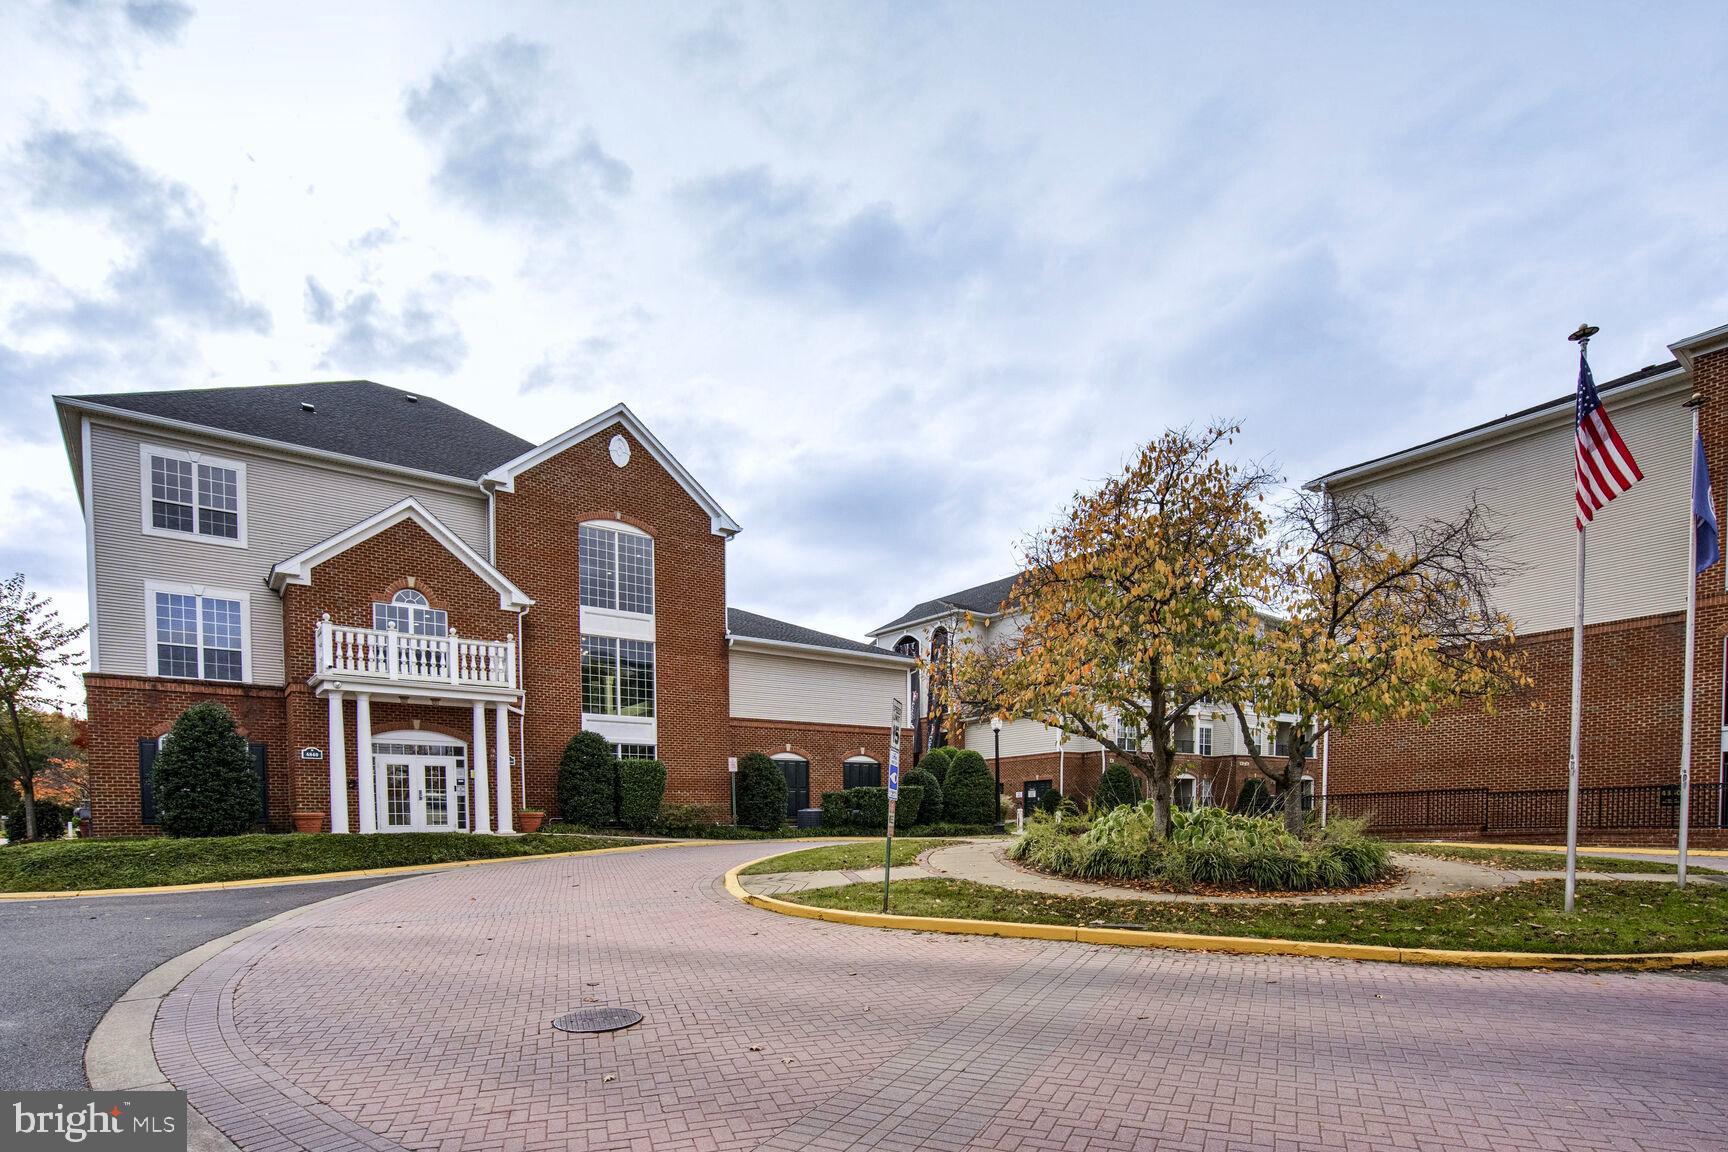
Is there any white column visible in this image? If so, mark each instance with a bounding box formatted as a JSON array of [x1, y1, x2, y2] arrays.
[[472, 702, 492, 834], [356, 693, 376, 834], [494, 703, 513, 833], [327, 691, 349, 833]]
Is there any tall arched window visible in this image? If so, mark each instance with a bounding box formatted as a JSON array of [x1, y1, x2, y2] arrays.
[[372, 588, 448, 636]]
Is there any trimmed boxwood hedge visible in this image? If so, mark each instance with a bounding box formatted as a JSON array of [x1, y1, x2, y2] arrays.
[[915, 746, 960, 784], [617, 758, 666, 831], [904, 767, 942, 824], [1095, 762, 1142, 810], [736, 752, 788, 831], [154, 703, 259, 838], [2, 789, 68, 844], [818, 785, 924, 830], [1037, 787, 1064, 814], [557, 732, 617, 827], [941, 749, 996, 825]]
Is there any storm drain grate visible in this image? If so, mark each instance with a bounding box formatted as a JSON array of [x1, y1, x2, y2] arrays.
[[551, 1007, 644, 1034]]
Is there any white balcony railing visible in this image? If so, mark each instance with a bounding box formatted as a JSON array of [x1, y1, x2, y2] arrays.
[[315, 615, 517, 690]]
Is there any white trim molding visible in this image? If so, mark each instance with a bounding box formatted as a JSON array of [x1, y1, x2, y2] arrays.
[[81, 416, 99, 674], [481, 403, 742, 538], [726, 632, 917, 670], [1670, 322, 1728, 373], [269, 497, 534, 611], [138, 441, 249, 548]]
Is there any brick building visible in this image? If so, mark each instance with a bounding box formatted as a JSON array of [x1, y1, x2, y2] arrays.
[[1310, 321, 1728, 844], [57, 384, 912, 836]]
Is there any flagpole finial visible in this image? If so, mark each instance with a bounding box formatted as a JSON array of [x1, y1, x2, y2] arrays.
[[1568, 323, 1599, 344], [1685, 391, 1706, 410]]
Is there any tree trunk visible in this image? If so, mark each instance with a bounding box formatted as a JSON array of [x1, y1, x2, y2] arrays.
[[20, 777, 36, 841], [1280, 738, 1307, 837]]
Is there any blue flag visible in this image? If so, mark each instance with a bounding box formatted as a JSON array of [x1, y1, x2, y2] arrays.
[[1694, 431, 1720, 574]]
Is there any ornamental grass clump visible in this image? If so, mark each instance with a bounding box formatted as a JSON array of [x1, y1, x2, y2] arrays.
[[1009, 805, 1390, 892]]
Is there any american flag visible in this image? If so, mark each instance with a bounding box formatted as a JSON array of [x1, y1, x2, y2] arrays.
[[1574, 355, 1643, 530]]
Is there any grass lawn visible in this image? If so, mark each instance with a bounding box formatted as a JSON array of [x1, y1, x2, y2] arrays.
[[787, 877, 1728, 955], [1393, 843, 1719, 875], [740, 839, 961, 875], [0, 832, 650, 892]]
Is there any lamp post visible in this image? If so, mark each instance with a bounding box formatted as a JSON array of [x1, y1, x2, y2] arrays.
[[991, 715, 1005, 833]]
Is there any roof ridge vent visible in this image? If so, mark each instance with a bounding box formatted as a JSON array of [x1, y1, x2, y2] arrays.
[[300, 402, 315, 413], [405, 394, 418, 402]]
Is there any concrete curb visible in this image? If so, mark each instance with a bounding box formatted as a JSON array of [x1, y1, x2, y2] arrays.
[[84, 881, 394, 1151], [1413, 839, 1728, 859], [721, 851, 1728, 971], [0, 837, 715, 902]]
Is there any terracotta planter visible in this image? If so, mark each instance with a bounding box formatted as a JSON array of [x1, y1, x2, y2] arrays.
[[517, 811, 545, 833], [292, 811, 327, 834]]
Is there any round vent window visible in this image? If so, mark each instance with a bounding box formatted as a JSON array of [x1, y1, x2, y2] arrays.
[[608, 434, 631, 468]]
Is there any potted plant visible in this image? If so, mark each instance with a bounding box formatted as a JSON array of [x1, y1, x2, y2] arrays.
[[292, 810, 326, 834], [517, 808, 545, 833]]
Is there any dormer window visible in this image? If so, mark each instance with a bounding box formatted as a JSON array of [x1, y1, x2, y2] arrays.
[[372, 588, 448, 636], [579, 523, 653, 614], [141, 444, 246, 545]]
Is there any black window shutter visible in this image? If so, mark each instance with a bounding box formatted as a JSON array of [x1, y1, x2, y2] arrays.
[[138, 739, 158, 826], [249, 743, 268, 824]]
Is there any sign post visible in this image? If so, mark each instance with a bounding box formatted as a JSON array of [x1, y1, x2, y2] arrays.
[[882, 699, 903, 913]]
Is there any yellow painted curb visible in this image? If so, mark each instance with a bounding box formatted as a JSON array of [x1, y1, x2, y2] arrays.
[[722, 851, 1728, 972], [0, 838, 718, 901], [1414, 840, 1728, 859]]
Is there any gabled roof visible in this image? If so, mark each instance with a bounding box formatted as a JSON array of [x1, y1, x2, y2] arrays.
[[482, 402, 741, 538], [269, 498, 534, 611], [1308, 360, 1683, 490], [59, 381, 533, 483], [870, 573, 1021, 636], [728, 608, 912, 664]]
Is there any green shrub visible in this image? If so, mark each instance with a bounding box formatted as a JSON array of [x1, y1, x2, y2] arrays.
[[656, 803, 719, 831], [819, 786, 923, 830], [916, 746, 960, 784], [1094, 763, 1142, 810], [1234, 777, 1274, 815], [941, 749, 996, 825], [617, 759, 666, 831], [1037, 788, 1063, 814], [557, 732, 617, 826], [1009, 805, 1391, 892], [2, 788, 68, 844], [154, 703, 258, 838], [904, 767, 943, 824], [736, 752, 788, 831]]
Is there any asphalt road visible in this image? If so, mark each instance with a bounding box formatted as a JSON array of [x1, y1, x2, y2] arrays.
[[0, 878, 386, 1090]]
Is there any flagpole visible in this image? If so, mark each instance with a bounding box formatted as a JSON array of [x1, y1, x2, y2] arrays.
[[1678, 392, 1705, 887], [1564, 323, 1599, 914]]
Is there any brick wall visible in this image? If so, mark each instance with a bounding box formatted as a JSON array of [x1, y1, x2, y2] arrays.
[[83, 674, 288, 837], [279, 517, 524, 828], [493, 422, 733, 816], [729, 718, 913, 816]]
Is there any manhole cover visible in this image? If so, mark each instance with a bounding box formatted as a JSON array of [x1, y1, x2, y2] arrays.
[[551, 1007, 643, 1034]]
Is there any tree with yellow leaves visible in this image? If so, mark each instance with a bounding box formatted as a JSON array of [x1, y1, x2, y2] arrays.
[[1232, 488, 1524, 835], [946, 422, 1276, 839]]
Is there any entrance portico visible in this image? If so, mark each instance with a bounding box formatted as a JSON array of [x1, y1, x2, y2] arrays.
[[314, 616, 521, 834]]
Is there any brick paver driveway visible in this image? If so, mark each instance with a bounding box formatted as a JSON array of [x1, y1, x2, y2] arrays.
[[152, 841, 1728, 1152]]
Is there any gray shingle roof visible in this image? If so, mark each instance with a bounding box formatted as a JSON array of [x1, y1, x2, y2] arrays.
[[872, 573, 1021, 635], [63, 380, 534, 482], [727, 608, 901, 657]]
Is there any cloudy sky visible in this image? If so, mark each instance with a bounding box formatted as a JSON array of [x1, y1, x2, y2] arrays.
[[2, 1, 1726, 683]]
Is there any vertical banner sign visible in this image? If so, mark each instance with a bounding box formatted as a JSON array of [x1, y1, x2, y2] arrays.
[[882, 699, 904, 912]]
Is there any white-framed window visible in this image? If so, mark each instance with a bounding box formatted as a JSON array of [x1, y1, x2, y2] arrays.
[[1197, 721, 1213, 757], [145, 581, 250, 682], [140, 444, 247, 546], [613, 743, 657, 761], [579, 522, 654, 615], [1116, 716, 1141, 753], [372, 588, 448, 636], [1300, 774, 1316, 812], [1174, 773, 1197, 811], [581, 636, 655, 717]]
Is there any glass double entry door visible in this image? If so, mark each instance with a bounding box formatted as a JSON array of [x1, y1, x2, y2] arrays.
[[373, 740, 470, 832]]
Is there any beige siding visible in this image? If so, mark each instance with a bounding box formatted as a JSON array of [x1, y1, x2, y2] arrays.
[[728, 648, 907, 727], [90, 418, 489, 684], [1332, 378, 1691, 635], [965, 718, 1101, 758]]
